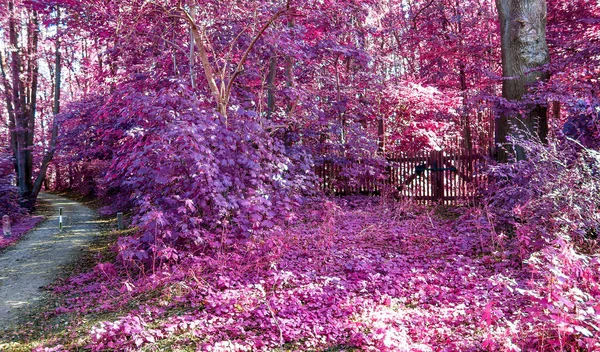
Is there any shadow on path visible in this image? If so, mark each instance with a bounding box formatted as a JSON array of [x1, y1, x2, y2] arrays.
[[0, 193, 101, 329]]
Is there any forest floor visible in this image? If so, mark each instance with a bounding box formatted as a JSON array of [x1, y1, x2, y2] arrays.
[[0, 193, 101, 330], [0, 197, 535, 351]]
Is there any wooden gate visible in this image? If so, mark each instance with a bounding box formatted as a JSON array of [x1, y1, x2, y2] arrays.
[[387, 149, 486, 204], [315, 148, 487, 204]]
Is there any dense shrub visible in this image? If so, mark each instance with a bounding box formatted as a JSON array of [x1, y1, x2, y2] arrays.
[[60, 80, 315, 260], [0, 149, 21, 217], [313, 124, 387, 193], [484, 135, 600, 350], [562, 106, 600, 150]]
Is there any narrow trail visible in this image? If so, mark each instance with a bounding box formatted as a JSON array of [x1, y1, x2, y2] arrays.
[[0, 193, 100, 329]]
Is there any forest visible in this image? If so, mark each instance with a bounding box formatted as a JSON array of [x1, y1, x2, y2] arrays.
[[0, 0, 599, 350]]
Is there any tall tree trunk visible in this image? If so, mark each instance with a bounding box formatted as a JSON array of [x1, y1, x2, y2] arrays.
[[377, 114, 385, 154], [334, 56, 345, 145], [455, 1, 472, 152], [266, 56, 277, 119], [32, 7, 61, 199], [24, 11, 39, 193], [495, 0, 549, 161], [285, 18, 295, 115], [188, 5, 196, 89], [0, 52, 18, 171], [459, 63, 473, 152], [8, 1, 29, 197]]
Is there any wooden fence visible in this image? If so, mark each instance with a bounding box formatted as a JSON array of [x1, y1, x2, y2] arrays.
[[314, 149, 488, 204]]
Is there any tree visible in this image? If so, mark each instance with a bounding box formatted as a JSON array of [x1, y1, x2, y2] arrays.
[[31, 7, 62, 199], [495, 0, 550, 161], [0, 1, 64, 205], [178, 1, 288, 124], [1, 1, 40, 201]]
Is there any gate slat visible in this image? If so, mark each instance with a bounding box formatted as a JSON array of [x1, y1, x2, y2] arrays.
[[314, 147, 486, 201]]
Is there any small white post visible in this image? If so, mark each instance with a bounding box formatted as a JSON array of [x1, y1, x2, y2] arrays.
[[117, 212, 124, 230], [2, 215, 11, 237], [59, 207, 64, 231]]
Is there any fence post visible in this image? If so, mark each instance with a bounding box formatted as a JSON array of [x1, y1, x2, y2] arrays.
[[551, 100, 561, 120], [429, 150, 445, 203], [117, 212, 124, 230], [2, 215, 11, 237], [59, 207, 64, 231], [437, 150, 444, 203]]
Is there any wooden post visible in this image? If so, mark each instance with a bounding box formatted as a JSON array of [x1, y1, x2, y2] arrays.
[[552, 101, 560, 120], [2, 215, 11, 237], [59, 207, 63, 231], [429, 150, 444, 203], [377, 117, 385, 154], [437, 150, 444, 203], [117, 212, 124, 230]]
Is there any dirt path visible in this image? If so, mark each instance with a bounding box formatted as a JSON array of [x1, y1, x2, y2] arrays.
[[0, 193, 100, 329]]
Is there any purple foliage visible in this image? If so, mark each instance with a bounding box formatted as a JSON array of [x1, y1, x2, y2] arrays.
[[60, 80, 316, 255], [483, 136, 600, 349], [0, 149, 21, 216]]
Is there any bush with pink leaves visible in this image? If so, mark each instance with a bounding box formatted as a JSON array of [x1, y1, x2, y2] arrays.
[[0, 149, 21, 217], [484, 135, 600, 350], [59, 79, 315, 264]]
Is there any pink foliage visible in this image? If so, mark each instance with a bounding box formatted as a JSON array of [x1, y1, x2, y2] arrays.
[[0, 215, 44, 250], [0, 149, 21, 216], [39, 195, 598, 351], [3, 1, 600, 351], [483, 136, 600, 350], [58, 79, 315, 263]]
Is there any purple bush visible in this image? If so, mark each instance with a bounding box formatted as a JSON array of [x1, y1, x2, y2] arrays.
[[60, 81, 316, 259], [484, 135, 600, 349], [0, 149, 21, 217]]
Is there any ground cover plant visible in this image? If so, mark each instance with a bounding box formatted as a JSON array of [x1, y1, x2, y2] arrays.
[[0, 173, 597, 351], [0, 199, 554, 350], [1, 0, 600, 351], [0, 149, 43, 250], [0, 216, 44, 250], [0, 150, 21, 217]]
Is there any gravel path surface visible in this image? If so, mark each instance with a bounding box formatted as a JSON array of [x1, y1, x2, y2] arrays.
[[0, 193, 99, 329]]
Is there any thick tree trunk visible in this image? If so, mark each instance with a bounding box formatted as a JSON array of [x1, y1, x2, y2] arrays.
[[495, 0, 549, 161], [8, 1, 30, 198], [0, 52, 18, 172], [5, 2, 42, 203]]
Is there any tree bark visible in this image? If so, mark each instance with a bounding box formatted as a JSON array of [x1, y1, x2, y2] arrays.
[[455, 1, 473, 152], [0, 52, 18, 169], [8, 0, 29, 197], [188, 5, 196, 89], [181, 5, 285, 124], [334, 56, 345, 145], [459, 63, 473, 152], [32, 7, 61, 199], [24, 11, 39, 193], [377, 115, 385, 154], [495, 0, 549, 161], [266, 56, 277, 119], [285, 18, 296, 116]]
